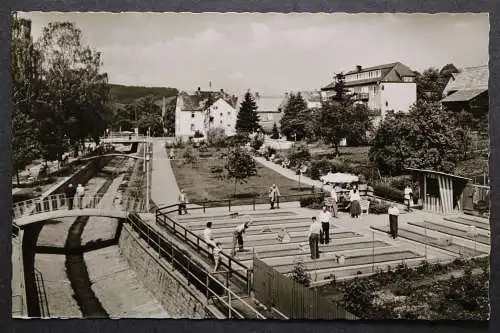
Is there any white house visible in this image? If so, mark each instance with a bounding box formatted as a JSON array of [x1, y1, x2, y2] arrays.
[[175, 88, 238, 138], [321, 62, 417, 127]]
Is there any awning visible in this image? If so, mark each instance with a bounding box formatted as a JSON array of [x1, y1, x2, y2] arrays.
[[406, 168, 471, 181], [441, 89, 487, 103], [320, 172, 359, 184]]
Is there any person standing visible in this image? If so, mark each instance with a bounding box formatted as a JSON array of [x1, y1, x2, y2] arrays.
[[349, 185, 361, 218], [269, 184, 281, 209], [330, 186, 339, 218], [308, 217, 321, 259], [318, 206, 332, 244], [404, 185, 413, 212], [76, 184, 85, 209], [178, 189, 188, 215], [65, 184, 76, 210], [388, 204, 400, 239], [231, 222, 249, 256], [203, 222, 217, 252]]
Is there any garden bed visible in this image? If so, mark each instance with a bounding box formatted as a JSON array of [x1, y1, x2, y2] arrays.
[[315, 257, 489, 320]]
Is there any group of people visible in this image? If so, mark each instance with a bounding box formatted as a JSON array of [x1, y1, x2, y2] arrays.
[[307, 205, 336, 259], [64, 183, 86, 209], [202, 219, 251, 272], [324, 184, 361, 218]]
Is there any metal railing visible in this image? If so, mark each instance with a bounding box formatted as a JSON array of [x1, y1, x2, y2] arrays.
[[155, 205, 250, 285], [12, 193, 147, 221], [127, 213, 265, 319], [34, 268, 50, 317]]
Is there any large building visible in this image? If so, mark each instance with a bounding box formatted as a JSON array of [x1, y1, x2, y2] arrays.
[[251, 93, 286, 132], [174, 88, 238, 138], [441, 65, 488, 115], [321, 62, 417, 125]]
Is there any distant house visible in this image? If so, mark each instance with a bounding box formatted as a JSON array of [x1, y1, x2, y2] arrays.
[[441, 65, 488, 116], [174, 88, 238, 138], [281, 91, 322, 110], [321, 62, 417, 126]]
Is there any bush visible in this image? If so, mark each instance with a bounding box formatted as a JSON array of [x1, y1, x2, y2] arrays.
[[389, 176, 413, 191], [291, 258, 311, 286], [369, 200, 390, 214], [299, 195, 324, 209], [287, 142, 311, 168], [210, 166, 223, 174], [206, 127, 227, 147], [193, 130, 204, 138], [250, 135, 265, 151], [372, 183, 404, 203]]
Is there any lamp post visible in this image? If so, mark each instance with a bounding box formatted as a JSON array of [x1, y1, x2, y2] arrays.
[[146, 152, 150, 212]]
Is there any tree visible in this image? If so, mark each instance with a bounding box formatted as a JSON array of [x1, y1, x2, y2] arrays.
[[280, 92, 311, 141], [271, 122, 280, 139], [36, 21, 111, 161], [220, 147, 258, 195], [236, 91, 260, 134], [415, 64, 460, 102], [315, 102, 372, 156], [12, 15, 43, 183], [369, 101, 466, 175]]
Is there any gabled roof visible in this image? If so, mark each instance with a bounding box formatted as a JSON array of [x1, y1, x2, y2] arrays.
[[322, 62, 416, 90], [442, 65, 489, 96], [441, 89, 487, 103], [179, 90, 238, 111]]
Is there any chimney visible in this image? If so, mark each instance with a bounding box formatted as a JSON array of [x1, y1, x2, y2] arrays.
[[356, 65, 362, 72], [285, 92, 289, 97], [220, 88, 224, 93]]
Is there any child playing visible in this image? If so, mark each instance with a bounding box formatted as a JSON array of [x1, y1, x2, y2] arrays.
[[213, 242, 223, 273]]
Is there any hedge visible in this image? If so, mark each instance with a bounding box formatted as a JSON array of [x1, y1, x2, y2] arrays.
[[372, 183, 404, 203], [299, 195, 325, 209]]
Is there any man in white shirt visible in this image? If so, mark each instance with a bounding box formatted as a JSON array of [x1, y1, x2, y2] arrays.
[[404, 185, 413, 212], [318, 206, 332, 244], [231, 222, 249, 256], [76, 184, 85, 209], [203, 222, 217, 252], [388, 204, 400, 239], [308, 217, 321, 259]]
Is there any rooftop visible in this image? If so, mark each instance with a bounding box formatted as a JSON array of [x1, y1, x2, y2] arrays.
[[179, 90, 238, 111], [441, 88, 487, 103], [442, 65, 489, 96]]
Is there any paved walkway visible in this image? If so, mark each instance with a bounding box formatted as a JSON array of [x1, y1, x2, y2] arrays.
[[151, 141, 181, 208]]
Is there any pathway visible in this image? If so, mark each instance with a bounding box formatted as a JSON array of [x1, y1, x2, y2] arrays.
[[151, 140, 181, 208]]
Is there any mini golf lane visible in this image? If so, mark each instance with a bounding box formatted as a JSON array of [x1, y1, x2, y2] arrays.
[[220, 231, 362, 249], [186, 217, 313, 230], [272, 250, 422, 274], [370, 225, 486, 257], [443, 216, 490, 231], [208, 223, 321, 239], [176, 210, 298, 222], [411, 221, 490, 245], [237, 240, 392, 261]]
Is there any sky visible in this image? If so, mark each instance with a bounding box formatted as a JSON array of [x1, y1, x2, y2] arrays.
[[20, 12, 489, 95]]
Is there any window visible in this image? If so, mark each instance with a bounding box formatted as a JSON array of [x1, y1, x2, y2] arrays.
[[228, 111, 231, 116], [191, 113, 195, 118], [209, 117, 214, 123], [381, 85, 384, 91], [220, 112, 223, 116], [385, 101, 389, 107], [403, 76, 414, 83], [190, 124, 195, 131], [220, 120, 223, 124], [227, 124, 231, 127]]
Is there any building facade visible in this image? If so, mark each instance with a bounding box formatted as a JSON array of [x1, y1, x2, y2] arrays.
[[321, 62, 417, 126], [174, 89, 238, 138]]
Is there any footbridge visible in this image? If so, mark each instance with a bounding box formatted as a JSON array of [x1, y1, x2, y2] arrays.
[[13, 194, 146, 227]]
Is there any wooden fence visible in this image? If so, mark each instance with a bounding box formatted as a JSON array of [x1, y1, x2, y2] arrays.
[[253, 258, 357, 320]]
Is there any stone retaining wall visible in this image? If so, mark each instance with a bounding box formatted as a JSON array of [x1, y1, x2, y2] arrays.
[[118, 223, 224, 319]]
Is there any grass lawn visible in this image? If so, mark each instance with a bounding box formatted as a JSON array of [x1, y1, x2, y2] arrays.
[[170, 157, 320, 204], [308, 144, 371, 165]]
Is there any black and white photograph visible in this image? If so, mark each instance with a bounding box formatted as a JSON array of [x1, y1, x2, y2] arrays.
[[11, 12, 490, 320]]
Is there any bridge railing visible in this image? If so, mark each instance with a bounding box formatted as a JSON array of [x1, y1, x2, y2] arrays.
[[12, 193, 147, 221], [128, 213, 265, 319]]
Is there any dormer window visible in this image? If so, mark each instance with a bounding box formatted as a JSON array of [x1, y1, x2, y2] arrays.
[[191, 113, 195, 118]]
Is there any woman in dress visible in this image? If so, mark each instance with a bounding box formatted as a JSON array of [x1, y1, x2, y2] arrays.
[[349, 185, 361, 218]]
